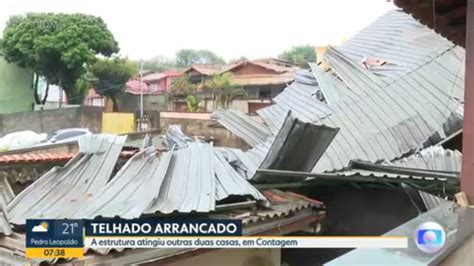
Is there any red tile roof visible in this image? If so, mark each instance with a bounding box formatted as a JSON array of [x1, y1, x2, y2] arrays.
[[125, 79, 153, 95], [0, 149, 138, 164], [0, 152, 75, 164]]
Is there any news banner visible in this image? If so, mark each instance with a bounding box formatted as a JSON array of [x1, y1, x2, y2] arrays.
[[25, 218, 409, 259]]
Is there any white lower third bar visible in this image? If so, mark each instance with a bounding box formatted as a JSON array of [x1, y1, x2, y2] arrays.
[[85, 236, 408, 249]]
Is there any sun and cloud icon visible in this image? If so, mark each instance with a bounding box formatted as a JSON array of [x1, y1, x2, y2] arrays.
[[31, 221, 49, 233]]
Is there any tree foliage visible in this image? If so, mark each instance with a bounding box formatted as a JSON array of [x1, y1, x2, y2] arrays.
[[204, 73, 246, 109], [141, 55, 179, 72], [89, 57, 137, 111], [175, 49, 225, 68], [278, 45, 317, 68], [1, 13, 119, 104], [169, 74, 197, 96]]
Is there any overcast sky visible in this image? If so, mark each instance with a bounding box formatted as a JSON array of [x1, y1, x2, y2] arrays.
[[0, 0, 395, 61]]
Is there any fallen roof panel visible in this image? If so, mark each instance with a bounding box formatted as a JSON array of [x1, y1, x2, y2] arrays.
[[214, 151, 267, 203], [257, 70, 332, 134], [254, 112, 339, 182], [212, 109, 270, 147], [308, 45, 463, 172], [7, 134, 126, 225], [70, 147, 172, 219], [145, 142, 216, 214], [339, 10, 459, 82]]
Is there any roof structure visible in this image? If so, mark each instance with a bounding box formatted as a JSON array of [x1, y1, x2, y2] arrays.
[[70, 147, 171, 219], [183, 64, 223, 76], [257, 70, 332, 133], [221, 60, 298, 74], [125, 79, 152, 95], [142, 71, 181, 82], [146, 142, 268, 214], [338, 10, 460, 82]]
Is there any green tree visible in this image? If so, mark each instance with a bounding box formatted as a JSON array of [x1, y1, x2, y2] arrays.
[[1, 13, 119, 104], [278, 45, 317, 68], [175, 49, 225, 68], [89, 57, 138, 111], [186, 94, 200, 112], [204, 73, 246, 109]]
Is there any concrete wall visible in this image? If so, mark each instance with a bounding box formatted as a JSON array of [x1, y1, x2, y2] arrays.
[[167, 248, 280, 266], [0, 56, 34, 113], [0, 106, 104, 136], [160, 111, 249, 149]]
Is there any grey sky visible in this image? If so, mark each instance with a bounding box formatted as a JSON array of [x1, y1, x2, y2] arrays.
[[1, 0, 395, 61]]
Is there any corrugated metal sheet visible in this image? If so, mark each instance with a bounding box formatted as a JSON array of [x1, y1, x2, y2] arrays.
[[145, 142, 216, 214], [163, 125, 192, 149], [390, 146, 462, 171], [419, 190, 448, 210], [7, 134, 126, 225], [70, 147, 172, 219], [215, 147, 260, 180], [214, 151, 266, 202], [212, 109, 270, 147], [146, 143, 268, 214], [333, 146, 460, 181], [338, 10, 460, 82], [0, 176, 13, 235], [254, 112, 339, 182], [306, 44, 463, 172], [257, 70, 332, 134]]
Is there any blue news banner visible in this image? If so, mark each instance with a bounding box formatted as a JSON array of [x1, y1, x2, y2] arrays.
[[26, 218, 242, 258]]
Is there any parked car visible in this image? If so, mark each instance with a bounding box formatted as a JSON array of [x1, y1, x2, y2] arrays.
[[0, 130, 48, 151], [44, 128, 92, 144]]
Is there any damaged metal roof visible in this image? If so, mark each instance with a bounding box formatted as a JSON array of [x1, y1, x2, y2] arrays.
[[257, 70, 332, 133], [390, 146, 462, 172], [212, 109, 271, 147], [339, 10, 461, 82], [214, 151, 266, 202], [0, 176, 13, 235], [254, 112, 339, 182], [305, 45, 463, 172], [7, 134, 127, 225], [146, 142, 267, 214], [70, 147, 172, 219], [333, 146, 460, 182], [216, 113, 338, 183], [145, 142, 216, 214]]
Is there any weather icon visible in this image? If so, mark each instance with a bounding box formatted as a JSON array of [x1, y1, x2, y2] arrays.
[[31, 221, 49, 233]]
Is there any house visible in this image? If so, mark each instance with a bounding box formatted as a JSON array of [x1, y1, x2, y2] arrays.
[[0, 55, 34, 113], [177, 60, 298, 114], [220, 59, 298, 114], [142, 70, 181, 94], [183, 64, 224, 83]]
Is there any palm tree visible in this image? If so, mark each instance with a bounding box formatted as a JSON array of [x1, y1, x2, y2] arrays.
[[203, 73, 246, 109]]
